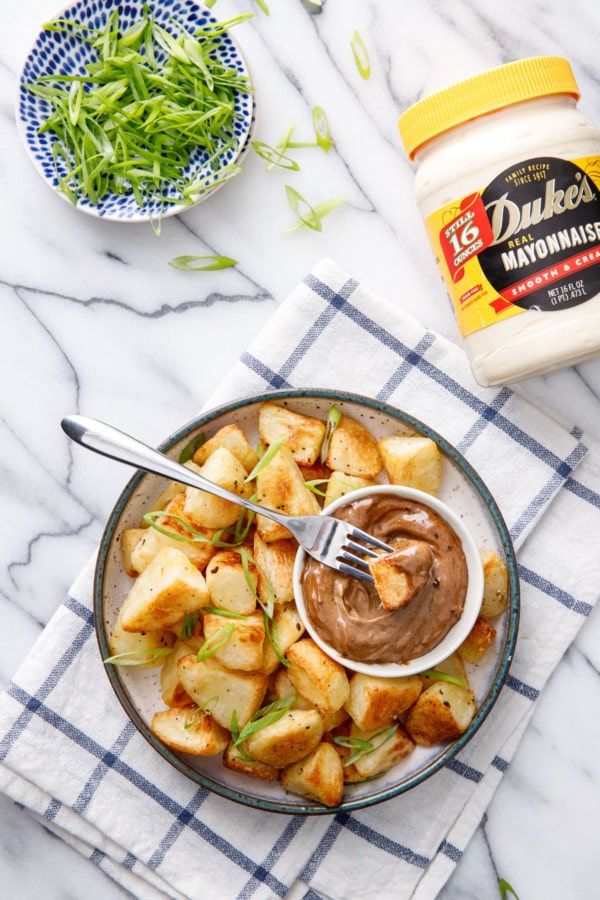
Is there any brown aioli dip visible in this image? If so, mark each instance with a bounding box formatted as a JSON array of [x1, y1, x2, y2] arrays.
[[302, 494, 468, 664]]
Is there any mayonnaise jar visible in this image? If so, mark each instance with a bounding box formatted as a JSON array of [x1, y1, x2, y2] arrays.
[[399, 56, 600, 387]]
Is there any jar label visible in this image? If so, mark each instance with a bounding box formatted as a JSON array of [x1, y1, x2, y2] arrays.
[[424, 155, 600, 336]]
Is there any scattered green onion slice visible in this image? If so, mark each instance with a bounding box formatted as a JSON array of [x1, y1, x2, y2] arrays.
[[244, 435, 287, 482], [312, 105, 333, 152], [184, 697, 218, 728], [202, 606, 246, 619], [421, 669, 465, 687], [350, 30, 371, 79], [320, 405, 342, 462], [498, 879, 520, 900], [168, 255, 238, 271], [231, 694, 296, 749], [284, 185, 322, 231], [178, 430, 206, 463], [264, 122, 295, 172], [333, 725, 398, 766], [143, 511, 212, 544], [103, 647, 173, 666], [196, 623, 235, 662], [255, 0, 270, 13], [251, 140, 300, 171], [181, 611, 200, 640], [285, 191, 346, 233]]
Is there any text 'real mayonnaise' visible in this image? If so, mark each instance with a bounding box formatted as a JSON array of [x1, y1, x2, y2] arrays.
[[398, 56, 600, 387]]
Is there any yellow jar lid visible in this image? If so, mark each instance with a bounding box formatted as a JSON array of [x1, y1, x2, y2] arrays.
[[399, 56, 580, 159]]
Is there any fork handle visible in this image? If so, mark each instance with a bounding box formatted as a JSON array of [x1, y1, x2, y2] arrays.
[[61, 414, 290, 527]]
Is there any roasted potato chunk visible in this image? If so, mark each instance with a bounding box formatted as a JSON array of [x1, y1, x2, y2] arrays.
[[184, 449, 254, 529], [160, 638, 202, 707], [350, 722, 415, 779], [130, 491, 217, 574], [223, 742, 279, 782], [259, 401, 327, 466], [255, 443, 320, 542], [405, 682, 477, 746], [244, 708, 324, 767], [323, 471, 377, 506], [287, 639, 350, 713], [108, 609, 174, 666], [151, 706, 229, 755], [457, 616, 497, 664], [120, 546, 208, 633], [419, 651, 469, 691], [202, 611, 265, 672], [192, 424, 258, 473], [261, 602, 305, 675], [480, 549, 509, 618], [368, 541, 435, 611], [253, 534, 297, 605], [205, 547, 258, 616], [178, 654, 268, 730], [377, 435, 442, 495], [272, 668, 313, 709], [344, 672, 422, 731], [280, 741, 344, 807], [121, 528, 146, 576], [324, 415, 382, 478]]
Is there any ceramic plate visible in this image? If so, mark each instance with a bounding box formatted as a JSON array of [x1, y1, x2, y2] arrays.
[[94, 389, 520, 814], [17, 0, 255, 221]]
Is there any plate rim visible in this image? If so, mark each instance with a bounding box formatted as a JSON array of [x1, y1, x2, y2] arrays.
[[93, 387, 520, 815]]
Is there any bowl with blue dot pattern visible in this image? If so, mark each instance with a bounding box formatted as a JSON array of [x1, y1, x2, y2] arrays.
[[17, 0, 255, 223]]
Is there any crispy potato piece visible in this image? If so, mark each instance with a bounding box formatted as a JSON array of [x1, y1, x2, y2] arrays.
[[255, 443, 320, 542], [121, 528, 146, 576], [480, 549, 509, 618], [202, 611, 265, 672], [272, 668, 313, 709], [323, 471, 377, 507], [350, 722, 415, 779], [205, 547, 257, 616], [261, 602, 305, 675], [223, 742, 279, 782], [151, 706, 229, 755], [160, 638, 203, 707], [368, 541, 435, 611], [178, 654, 268, 730], [319, 707, 350, 732], [280, 741, 344, 807], [419, 651, 470, 691], [184, 449, 254, 530], [344, 672, 423, 731], [377, 435, 442, 495], [107, 610, 175, 666], [457, 616, 497, 664], [142, 475, 193, 523], [324, 415, 382, 478], [192, 424, 258, 473], [130, 491, 217, 574], [120, 547, 208, 633], [244, 709, 324, 767], [258, 401, 327, 466], [405, 682, 477, 746], [253, 534, 297, 606], [287, 639, 350, 713]]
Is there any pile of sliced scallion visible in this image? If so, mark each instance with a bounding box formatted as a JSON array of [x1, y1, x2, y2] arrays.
[[25, 6, 253, 223]]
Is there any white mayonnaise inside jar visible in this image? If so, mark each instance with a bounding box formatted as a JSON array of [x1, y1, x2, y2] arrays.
[[399, 57, 600, 387]]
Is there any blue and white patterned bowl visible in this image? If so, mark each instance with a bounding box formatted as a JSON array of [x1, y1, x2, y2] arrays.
[[16, 0, 255, 222]]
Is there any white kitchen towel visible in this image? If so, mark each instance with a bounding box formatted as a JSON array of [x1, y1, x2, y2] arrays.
[[1, 258, 599, 900]]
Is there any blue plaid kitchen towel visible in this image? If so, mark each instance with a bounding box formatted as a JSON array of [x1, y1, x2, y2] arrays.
[[1, 258, 599, 900]]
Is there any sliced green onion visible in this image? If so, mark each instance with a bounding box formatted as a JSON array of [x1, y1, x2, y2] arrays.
[[231, 694, 296, 748], [255, 0, 270, 13], [264, 122, 295, 172], [350, 30, 371, 79], [143, 511, 212, 544], [196, 623, 235, 662], [312, 105, 333, 152], [498, 879, 520, 900], [104, 647, 173, 666], [178, 430, 206, 463], [333, 725, 398, 766], [181, 611, 200, 640], [184, 696, 218, 728], [284, 185, 321, 231], [244, 435, 287, 482], [320, 405, 342, 462], [168, 255, 238, 271], [421, 669, 465, 687], [263, 610, 289, 667], [285, 191, 346, 233], [251, 140, 300, 170], [202, 606, 246, 619]]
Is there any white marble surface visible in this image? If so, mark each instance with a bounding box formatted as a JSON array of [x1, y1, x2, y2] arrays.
[[2, 0, 600, 897]]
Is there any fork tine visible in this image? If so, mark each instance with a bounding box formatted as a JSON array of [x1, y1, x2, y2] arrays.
[[347, 526, 393, 553], [344, 538, 380, 559], [339, 549, 372, 571], [337, 561, 374, 583]]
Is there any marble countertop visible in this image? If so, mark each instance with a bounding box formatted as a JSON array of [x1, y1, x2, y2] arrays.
[[2, 0, 600, 897]]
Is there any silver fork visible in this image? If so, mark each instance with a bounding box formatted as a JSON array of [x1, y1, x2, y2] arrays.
[[61, 415, 392, 582]]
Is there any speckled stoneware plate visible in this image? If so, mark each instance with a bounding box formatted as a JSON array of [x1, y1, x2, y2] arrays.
[[94, 389, 520, 815], [17, 0, 255, 222]]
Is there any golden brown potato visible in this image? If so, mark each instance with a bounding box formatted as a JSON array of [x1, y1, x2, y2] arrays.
[[150, 706, 230, 755], [160, 638, 202, 707], [480, 549, 509, 618], [350, 722, 416, 779], [280, 741, 344, 807], [202, 611, 265, 672], [223, 742, 279, 782], [244, 709, 324, 767], [192, 424, 258, 474], [178, 654, 268, 730], [405, 682, 477, 746], [258, 401, 327, 466], [205, 547, 258, 616], [344, 672, 423, 732], [368, 541, 435, 611], [287, 639, 350, 713], [377, 435, 442, 495], [120, 546, 209, 633], [184, 449, 254, 530], [324, 415, 382, 478], [253, 534, 297, 606], [121, 528, 146, 576], [323, 471, 377, 507], [130, 491, 217, 574], [107, 609, 175, 666], [260, 602, 305, 675], [457, 616, 497, 664], [255, 443, 321, 542], [418, 651, 470, 690], [272, 668, 314, 709]]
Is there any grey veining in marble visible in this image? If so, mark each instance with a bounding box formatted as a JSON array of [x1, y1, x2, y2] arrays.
[[2, 0, 600, 897]]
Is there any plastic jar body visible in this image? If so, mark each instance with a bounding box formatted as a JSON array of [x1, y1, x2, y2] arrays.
[[404, 80, 600, 386]]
